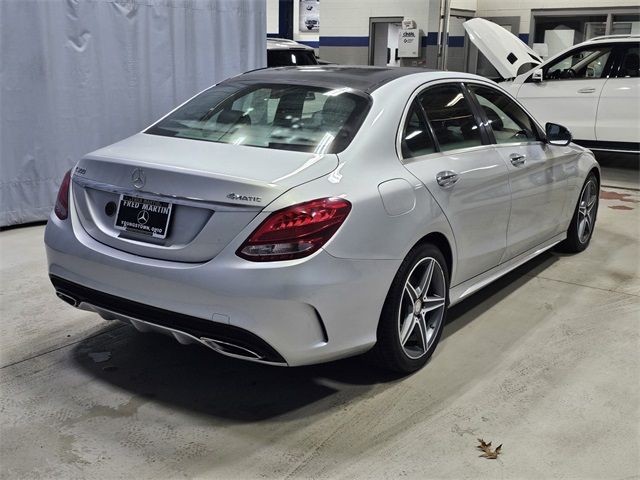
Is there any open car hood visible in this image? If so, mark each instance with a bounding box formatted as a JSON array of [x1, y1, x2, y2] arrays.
[[463, 18, 542, 79]]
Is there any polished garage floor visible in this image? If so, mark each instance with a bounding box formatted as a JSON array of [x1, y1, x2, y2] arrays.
[[1, 164, 638, 479]]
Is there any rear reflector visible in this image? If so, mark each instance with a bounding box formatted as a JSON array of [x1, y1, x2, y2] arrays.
[[54, 170, 72, 220], [237, 197, 351, 261]]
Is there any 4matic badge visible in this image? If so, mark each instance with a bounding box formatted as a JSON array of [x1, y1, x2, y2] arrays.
[[227, 193, 262, 203]]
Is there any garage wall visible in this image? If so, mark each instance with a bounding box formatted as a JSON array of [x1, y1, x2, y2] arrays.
[[319, 0, 440, 67], [476, 0, 640, 39], [0, 0, 266, 227], [267, 0, 319, 51]]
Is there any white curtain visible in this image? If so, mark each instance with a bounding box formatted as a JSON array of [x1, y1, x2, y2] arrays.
[[0, 0, 266, 226]]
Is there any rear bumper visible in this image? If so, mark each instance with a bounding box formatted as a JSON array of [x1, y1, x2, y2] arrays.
[[50, 275, 287, 364], [44, 208, 400, 366]]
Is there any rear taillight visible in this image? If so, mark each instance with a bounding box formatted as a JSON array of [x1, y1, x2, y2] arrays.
[[237, 197, 352, 262], [54, 170, 72, 220]]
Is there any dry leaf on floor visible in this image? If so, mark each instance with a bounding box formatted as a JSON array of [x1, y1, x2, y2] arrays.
[[477, 438, 502, 460]]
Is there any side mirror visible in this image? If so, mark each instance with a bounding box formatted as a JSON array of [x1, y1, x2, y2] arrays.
[[545, 122, 572, 146], [532, 68, 544, 83]]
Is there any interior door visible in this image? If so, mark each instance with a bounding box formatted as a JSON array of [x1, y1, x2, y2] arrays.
[[516, 43, 615, 142], [399, 83, 511, 285], [467, 83, 570, 259]]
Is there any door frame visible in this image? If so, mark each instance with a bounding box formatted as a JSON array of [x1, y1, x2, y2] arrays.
[[368, 16, 404, 66]]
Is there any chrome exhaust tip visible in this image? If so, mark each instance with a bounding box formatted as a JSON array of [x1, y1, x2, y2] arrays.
[[200, 337, 263, 361], [56, 291, 79, 307]]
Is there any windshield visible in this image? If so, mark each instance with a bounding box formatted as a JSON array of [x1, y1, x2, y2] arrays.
[[146, 83, 371, 153]]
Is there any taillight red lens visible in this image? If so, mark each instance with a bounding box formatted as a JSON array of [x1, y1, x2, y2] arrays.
[[54, 170, 72, 220], [237, 197, 352, 261]]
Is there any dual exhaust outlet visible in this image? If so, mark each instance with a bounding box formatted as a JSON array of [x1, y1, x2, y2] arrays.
[[54, 289, 273, 364]]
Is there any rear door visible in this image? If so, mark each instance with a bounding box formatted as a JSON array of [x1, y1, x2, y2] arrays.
[[466, 82, 571, 259], [516, 43, 616, 141], [596, 42, 640, 145], [399, 82, 511, 285]]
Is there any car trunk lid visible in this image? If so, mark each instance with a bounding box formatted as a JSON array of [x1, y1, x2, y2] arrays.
[[72, 133, 338, 262]]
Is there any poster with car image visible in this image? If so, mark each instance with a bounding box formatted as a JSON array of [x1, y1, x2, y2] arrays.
[[299, 0, 319, 32]]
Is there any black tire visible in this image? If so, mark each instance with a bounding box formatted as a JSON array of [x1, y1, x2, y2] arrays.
[[372, 243, 450, 373], [557, 173, 599, 253]]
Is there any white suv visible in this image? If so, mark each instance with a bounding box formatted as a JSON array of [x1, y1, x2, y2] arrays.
[[267, 38, 318, 67], [465, 19, 639, 154]]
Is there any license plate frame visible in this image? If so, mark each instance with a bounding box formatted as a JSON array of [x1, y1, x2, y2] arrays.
[[114, 194, 173, 239]]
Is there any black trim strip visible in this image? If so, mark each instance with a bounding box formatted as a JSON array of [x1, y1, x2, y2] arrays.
[[50, 275, 286, 364], [574, 139, 640, 153]]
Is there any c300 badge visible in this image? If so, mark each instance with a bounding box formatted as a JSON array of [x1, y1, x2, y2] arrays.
[[227, 193, 262, 202]]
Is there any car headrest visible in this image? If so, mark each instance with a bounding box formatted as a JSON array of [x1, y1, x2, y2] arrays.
[[320, 95, 355, 127], [217, 109, 250, 125], [273, 92, 305, 126]]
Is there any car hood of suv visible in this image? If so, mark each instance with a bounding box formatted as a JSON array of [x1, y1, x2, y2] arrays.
[[463, 18, 542, 80]]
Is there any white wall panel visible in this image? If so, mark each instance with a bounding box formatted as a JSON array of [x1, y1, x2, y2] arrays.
[[320, 0, 434, 37], [267, 0, 279, 34]]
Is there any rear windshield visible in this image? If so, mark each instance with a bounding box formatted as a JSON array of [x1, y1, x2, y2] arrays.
[[267, 49, 318, 67], [146, 83, 371, 153]]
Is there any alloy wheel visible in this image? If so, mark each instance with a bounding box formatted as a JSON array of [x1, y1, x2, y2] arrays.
[[397, 257, 446, 359], [577, 179, 598, 244]]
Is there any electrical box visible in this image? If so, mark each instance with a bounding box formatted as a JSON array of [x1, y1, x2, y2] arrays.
[[398, 28, 420, 58]]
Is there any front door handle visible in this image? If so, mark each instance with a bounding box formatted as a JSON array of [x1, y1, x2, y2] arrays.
[[510, 153, 526, 166], [577, 87, 596, 94], [436, 171, 459, 188]]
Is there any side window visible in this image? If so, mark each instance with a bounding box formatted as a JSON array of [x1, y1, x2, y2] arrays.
[[615, 45, 639, 78], [544, 46, 613, 80], [467, 84, 538, 144], [401, 101, 436, 159], [418, 84, 483, 152]]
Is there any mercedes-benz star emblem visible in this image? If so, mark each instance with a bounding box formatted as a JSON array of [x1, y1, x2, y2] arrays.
[[131, 168, 146, 189], [137, 210, 149, 225]]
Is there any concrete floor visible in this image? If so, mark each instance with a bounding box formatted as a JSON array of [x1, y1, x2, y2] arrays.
[[1, 169, 639, 479]]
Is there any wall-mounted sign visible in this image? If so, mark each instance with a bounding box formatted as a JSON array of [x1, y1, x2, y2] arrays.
[[299, 0, 319, 32], [398, 28, 419, 58]]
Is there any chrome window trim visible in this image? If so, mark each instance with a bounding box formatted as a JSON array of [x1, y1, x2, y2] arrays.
[[396, 77, 544, 163]]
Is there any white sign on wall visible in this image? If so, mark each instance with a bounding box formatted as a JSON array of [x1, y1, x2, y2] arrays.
[[299, 0, 319, 32], [398, 28, 419, 58]]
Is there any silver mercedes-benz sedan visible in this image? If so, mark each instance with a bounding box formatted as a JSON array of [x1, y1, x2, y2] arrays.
[[45, 66, 600, 373]]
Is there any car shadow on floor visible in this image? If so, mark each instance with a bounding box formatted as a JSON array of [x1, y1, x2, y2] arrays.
[[70, 251, 558, 422]]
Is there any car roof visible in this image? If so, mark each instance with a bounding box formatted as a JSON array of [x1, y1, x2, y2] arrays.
[[234, 66, 464, 93], [587, 34, 640, 43], [267, 38, 314, 51]]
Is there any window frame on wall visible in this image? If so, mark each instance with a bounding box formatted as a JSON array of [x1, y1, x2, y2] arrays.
[[529, 7, 640, 48]]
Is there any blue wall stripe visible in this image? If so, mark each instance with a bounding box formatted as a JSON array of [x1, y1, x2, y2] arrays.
[[318, 31, 523, 49], [297, 40, 320, 48], [447, 35, 465, 47], [422, 32, 439, 47], [320, 36, 369, 47], [267, 33, 280, 38]]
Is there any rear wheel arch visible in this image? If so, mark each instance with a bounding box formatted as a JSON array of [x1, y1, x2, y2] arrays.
[[414, 232, 453, 285], [589, 166, 600, 188]]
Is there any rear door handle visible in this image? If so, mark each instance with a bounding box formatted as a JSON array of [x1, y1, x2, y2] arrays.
[[510, 153, 526, 166], [577, 87, 596, 94], [436, 171, 459, 188]]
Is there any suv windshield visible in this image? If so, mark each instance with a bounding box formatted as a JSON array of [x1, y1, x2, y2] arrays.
[[146, 83, 370, 153]]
